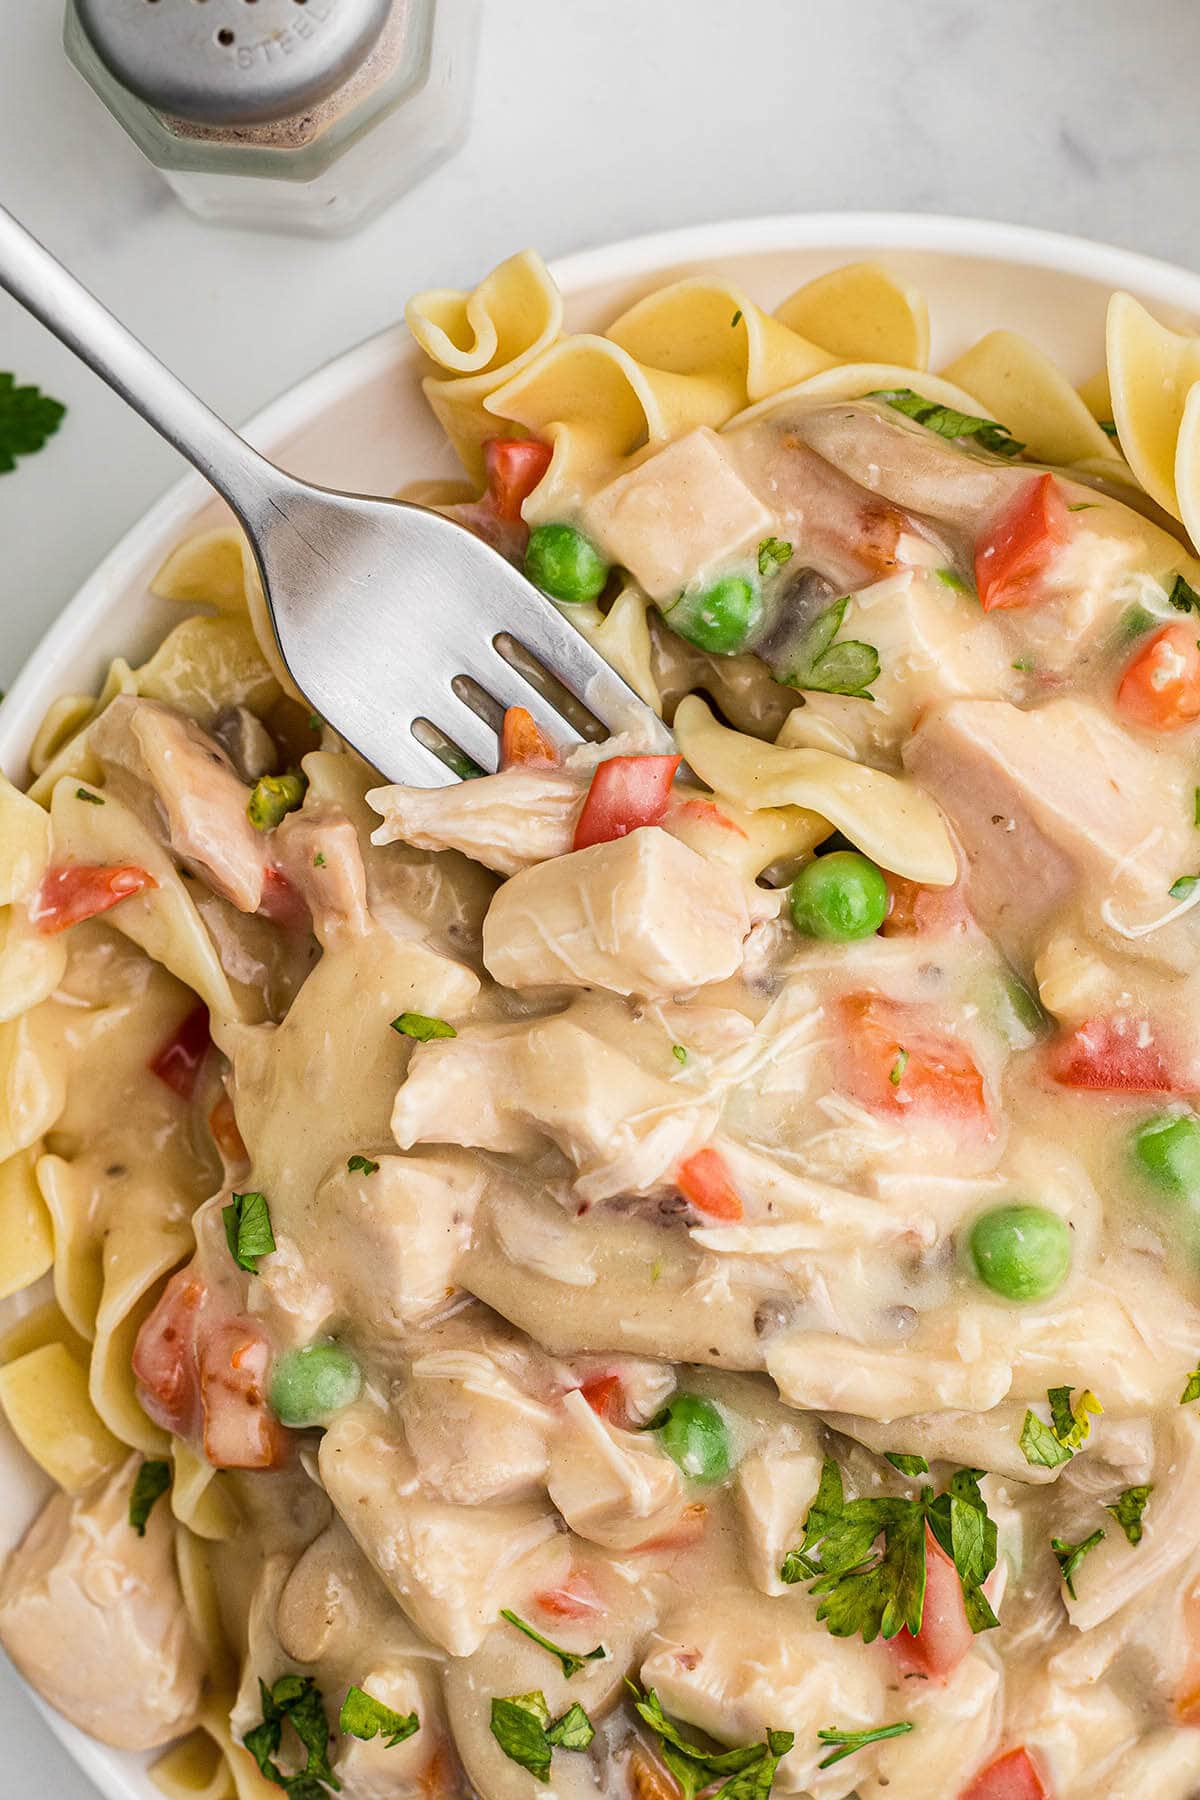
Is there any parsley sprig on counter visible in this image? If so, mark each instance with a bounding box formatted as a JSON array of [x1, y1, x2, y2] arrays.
[[0, 373, 66, 473], [784, 597, 880, 701], [779, 1458, 999, 1641], [870, 386, 1025, 458]]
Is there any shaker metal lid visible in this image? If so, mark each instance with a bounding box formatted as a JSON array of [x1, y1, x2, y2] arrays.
[[75, 0, 393, 127]]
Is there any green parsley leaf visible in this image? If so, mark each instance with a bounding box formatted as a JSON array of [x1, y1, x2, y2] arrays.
[[490, 1695, 551, 1780], [499, 1608, 606, 1679], [926, 1469, 999, 1634], [390, 1011, 456, 1042], [444, 747, 486, 780], [128, 1459, 171, 1536], [1194, 789, 1200, 829], [346, 1154, 379, 1175], [247, 771, 307, 832], [1098, 419, 1119, 438], [889, 1049, 908, 1086], [222, 1190, 276, 1273], [1169, 874, 1200, 901], [627, 1684, 793, 1800], [784, 597, 880, 701], [934, 567, 970, 592], [75, 786, 104, 805], [1067, 501, 1101, 511], [1011, 656, 1035, 672], [672, 1044, 688, 1065], [545, 1702, 595, 1751], [242, 1674, 339, 1795], [338, 1685, 418, 1748], [870, 387, 1025, 458], [1170, 574, 1200, 614], [1183, 1366, 1200, 1405], [0, 374, 66, 474], [757, 536, 794, 576], [1052, 1527, 1105, 1599], [307, 714, 322, 733], [1019, 1411, 1074, 1469], [1048, 1385, 1102, 1449], [731, 309, 743, 328], [885, 1452, 929, 1477], [1105, 1483, 1153, 1546], [816, 1721, 914, 1769], [313, 852, 326, 868]]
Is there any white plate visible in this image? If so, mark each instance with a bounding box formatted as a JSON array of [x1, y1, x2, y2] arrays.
[[4, 211, 1200, 1799]]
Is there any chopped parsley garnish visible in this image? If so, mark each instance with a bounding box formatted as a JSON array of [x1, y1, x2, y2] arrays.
[[242, 1674, 339, 1795], [779, 1458, 998, 1641], [1194, 789, 1200, 829], [390, 1011, 456, 1042], [816, 1721, 913, 1770], [222, 1190, 276, 1273], [1020, 1386, 1102, 1469], [889, 1048, 908, 1086], [1169, 874, 1200, 901], [1182, 1365, 1200, 1404], [128, 1459, 171, 1536], [1169, 574, 1200, 614], [307, 714, 322, 733], [1098, 419, 1119, 438], [313, 852, 326, 868], [0, 374, 66, 473], [248, 771, 306, 832], [757, 536, 793, 576], [499, 1608, 606, 1678], [884, 1452, 929, 1477], [445, 746, 485, 781], [1105, 1483, 1152, 1546], [784, 597, 880, 701], [628, 1684, 793, 1800], [490, 1691, 594, 1782], [338, 1685, 418, 1748], [934, 567, 970, 592], [731, 309, 743, 328], [1052, 1528, 1105, 1598], [1067, 501, 1100, 511], [672, 1044, 689, 1065], [1011, 656, 1035, 672], [869, 387, 1025, 458], [346, 1154, 379, 1175], [75, 786, 104, 805]]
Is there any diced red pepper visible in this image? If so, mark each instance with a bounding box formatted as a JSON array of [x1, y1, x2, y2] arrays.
[[890, 1531, 973, 1680], [840, 994, 988, 1122], [33, 863, 157, 935], [483, 437, 553, 522], [148, 1003, 211, 1101], [1117, 622, 1200, 732], [198, 1320, 287, 1470], [534, 1569, 605, 1619], [209, 1092, 249, 1164], [959, 1747, 1050, 1800], [975, 473, 1070, 612], [676, 1147, 743, 1221], [1048, 1015, 1176, 1092], [882, 873, 971, 936], [573, 755, 682, 852], [578, 1372, 623, 1419], [501, 705, 558, 769], [258, 865, 310, 933], [133, 1270, 206, 1438]]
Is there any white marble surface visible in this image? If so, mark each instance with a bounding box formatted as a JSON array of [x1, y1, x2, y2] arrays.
[[1, 0, 1199, 1789]]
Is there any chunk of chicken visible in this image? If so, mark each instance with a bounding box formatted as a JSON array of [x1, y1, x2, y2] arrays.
[[1004, 1675, 1137, 1800], [767, 1329, 1013, 1423], [91, 694, 268, 910], [584, 427, 774, 600], [211, 703, 277, 782], [318, 1401, 560, 1656], [903, 697, 1193, 951], [333, 1663, 433, 1800], [483, 828, 750, 997], [0, 1457, 204, 1750], [639, 1587, 887, 1797], [854, 1654, 1001, 1800], [369, 766, 582, 876], [392, 1009, 717, 1202], [274, 805, 370, 938], [735, 1436, 824, 1597], [309, 1152, 487, 1337], [546, 1388, 687, 1550], [1098, 1727, 1200, 1799], [397, 1348, 552, 1504]]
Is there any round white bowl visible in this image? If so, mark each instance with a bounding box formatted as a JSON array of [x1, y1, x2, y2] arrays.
[[4, 212, 1200, 1800]]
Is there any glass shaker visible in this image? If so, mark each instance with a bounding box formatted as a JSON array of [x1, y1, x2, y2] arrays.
[[64, 0, 479, 235]]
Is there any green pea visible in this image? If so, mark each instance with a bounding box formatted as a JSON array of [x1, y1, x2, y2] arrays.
[[969, 1205, 1071, 1303], [789, 851, 889, 941], [1133, 1111, 1200, 1197], [524, 523, 609, 603], [667, 574, 761, 655], [653, 1394, 731, 1483], [269, 1342, 362, 1428]]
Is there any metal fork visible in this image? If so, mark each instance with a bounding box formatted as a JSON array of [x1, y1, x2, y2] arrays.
[[0, 205, 672, 783]]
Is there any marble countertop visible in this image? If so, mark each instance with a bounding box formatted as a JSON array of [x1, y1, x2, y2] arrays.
[[1, 0, 1198, 1790]]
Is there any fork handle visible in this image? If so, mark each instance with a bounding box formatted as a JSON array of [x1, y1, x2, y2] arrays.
[[0, 204, 283, 518]]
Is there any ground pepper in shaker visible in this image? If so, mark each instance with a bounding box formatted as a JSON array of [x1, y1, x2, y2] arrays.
[[64, 0, 479, 235]]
